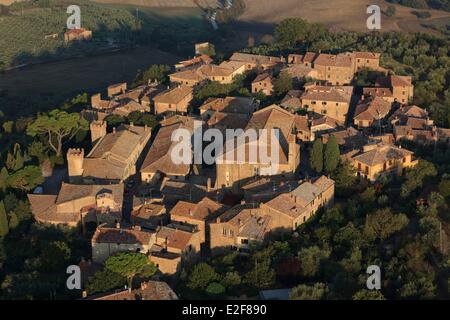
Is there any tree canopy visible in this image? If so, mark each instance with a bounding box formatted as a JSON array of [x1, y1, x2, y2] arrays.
[[27, 110, 88, 156]]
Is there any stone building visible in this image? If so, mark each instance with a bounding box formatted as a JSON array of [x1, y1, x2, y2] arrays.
[[300, 83, 354, 123], [209, 204, 272, 254], [149, 225, 201, 275], [313, 53, 354, 85], [89, 281, 178, 300], [28, 183, 123, 227], [153, 86, 193, 115], [92, 224, 155, 263], [363, 75, 414, 104], [169, 63, 246, 87], [260, 176, 335, 231], [67, 124, 152, 184], [140, 122, 192, 185], [215, 105, 301, 193], [348, 143, 418, 181], [229, 52, 285, 71], [251, 73, 274, 96], [169, 197, 228, 249], [199, 96, 258, 121], [353, 96, 393, 128]]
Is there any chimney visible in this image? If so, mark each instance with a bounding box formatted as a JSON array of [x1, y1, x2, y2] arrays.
[[216, 217, 221, 223], [113, 127, 116, 133], [141, 282, 148, 291], [188, 209, 193, 216], [130, 122, 134, 127], [116, 222, 120, 229], [82, 291, 88, 298]]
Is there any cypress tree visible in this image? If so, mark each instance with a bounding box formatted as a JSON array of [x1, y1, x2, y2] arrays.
[[310, 139, 323, 173], [325, 136, 340, 174], [0, 201, 9, 238]]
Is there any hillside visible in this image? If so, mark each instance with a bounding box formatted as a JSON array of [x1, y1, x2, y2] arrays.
[[239, 0, 450, 33], [0, 0, 214, 69], [90, 0, 450, 34]]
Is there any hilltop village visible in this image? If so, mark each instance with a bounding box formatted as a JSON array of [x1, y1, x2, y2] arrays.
[[24, 42, 450, 300]]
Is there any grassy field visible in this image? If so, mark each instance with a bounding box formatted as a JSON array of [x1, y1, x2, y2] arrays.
[[239, 0, 450, 34], [93, 0, 450, 34]]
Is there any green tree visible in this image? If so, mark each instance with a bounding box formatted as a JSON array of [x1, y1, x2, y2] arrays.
[[332, 161, 356, 196], [105, 252, 148, 286], [385, 5, 396, 16], [28, 141, 49, 163], [324, 136, 340, 174], [364, 208, 409, 241], [222, 271, 241, 288], [206, 282, 225, 297], [244, 257, 275, 289], [134, 64, 171, 86], [0, 201, 9, 238], [0, 167, 9, 192], [401, 160, 437, 198], [6, 143, 24, 171], [39, 241, 71, 273], [290, 283, 328, 300], [274, 72, 293, 97], [352, 289, 385, 300], [7, 212, 19, 230], [188, 263, 219, 290], [139, 114, 158, 128], [7, 166, 44, 191], [27, 110, 88, 156], [86, 269, 126, 295], [274, 18, 312, 47], [298, 246, 331, 277], [310, 139, 324, 173], [438, 179, 450, 198], [2, 120, 13, 133], [127, 111, 142, 124], [105, 114, 126, 128]]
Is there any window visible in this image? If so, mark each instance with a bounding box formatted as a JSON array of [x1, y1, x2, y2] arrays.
[[358, 163, 362, 171], [312, 101, 316, 105], [241, 239, 249, 245], [322, 110, 327, 114], [230, 229, 234, 237], [222, 228, 227, 236], [322, 101, 327, 105], [403, 157, 406, 163]]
